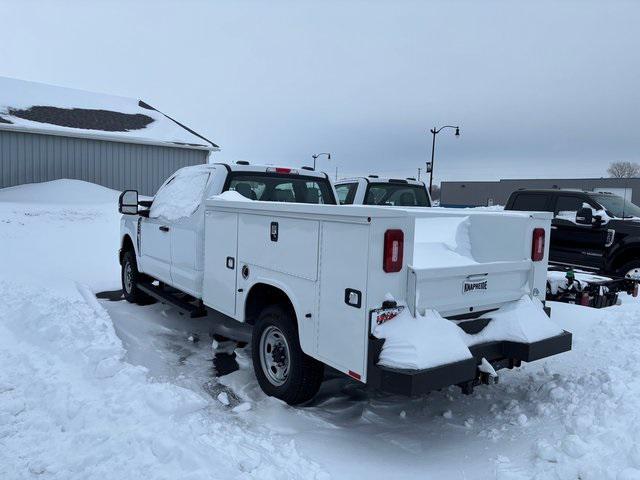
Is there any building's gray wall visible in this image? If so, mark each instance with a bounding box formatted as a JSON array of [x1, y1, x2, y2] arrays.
[[439, 181, 505, 207], [0, 130, 209, 196], [441, 178, 640, 207]]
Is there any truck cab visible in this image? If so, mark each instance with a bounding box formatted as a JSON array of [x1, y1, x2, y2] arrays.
[[119, 163, 336, 298], [335, 176, 432, 207], [505, 188, 640, 278]]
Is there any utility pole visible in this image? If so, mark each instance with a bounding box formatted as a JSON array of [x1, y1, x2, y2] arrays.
[[417, 168, 421, 181], [335, 167, 338, 181], [428, 125, 460, 194], [312, 152, 331, 170]]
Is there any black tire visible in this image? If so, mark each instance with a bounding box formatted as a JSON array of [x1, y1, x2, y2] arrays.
[[617, 260, 640, 281], [251, 305, 324, 405], [121, 250, 156, 305]]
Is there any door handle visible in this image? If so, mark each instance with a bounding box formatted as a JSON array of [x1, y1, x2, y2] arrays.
[[159, 226, 170, 232], [344, 288, 362, 308]]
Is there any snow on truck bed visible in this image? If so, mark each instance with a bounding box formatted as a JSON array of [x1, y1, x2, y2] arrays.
[[412, 215, 476, 268]]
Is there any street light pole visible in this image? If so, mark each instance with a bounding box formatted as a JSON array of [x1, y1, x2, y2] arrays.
[[312, 152, 331, 170], [428, 125, 460, 194]]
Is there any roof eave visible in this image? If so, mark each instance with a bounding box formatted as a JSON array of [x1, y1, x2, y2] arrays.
[[0, 123, 220, 152]]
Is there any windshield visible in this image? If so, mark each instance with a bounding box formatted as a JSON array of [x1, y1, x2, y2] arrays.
[[226, 173, 336, 204], [591, 193, 640, 218], [364, 183, 430, 207]]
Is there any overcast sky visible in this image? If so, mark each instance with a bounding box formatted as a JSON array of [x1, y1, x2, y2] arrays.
[[1, 0, 638, 183]]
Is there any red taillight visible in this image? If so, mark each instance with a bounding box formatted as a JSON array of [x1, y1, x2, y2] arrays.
[[383, 229, 404, 273], [532, 228, 545, 262]]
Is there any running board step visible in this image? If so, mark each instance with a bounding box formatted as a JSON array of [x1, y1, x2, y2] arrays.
[[137, 282, 207, 318]]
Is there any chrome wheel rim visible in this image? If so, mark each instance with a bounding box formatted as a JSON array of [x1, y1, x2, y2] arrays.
[[626, 268, 640, 280], [259, 326, 290, 386], [124, 261, 133, 293]]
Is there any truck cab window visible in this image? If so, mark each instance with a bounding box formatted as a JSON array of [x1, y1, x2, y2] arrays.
[[336, 183, 358, 204], [591, 193, 640, 218], [365, 184, 430, 207], [510, 193, 549, 212], [555, 195, 589, 217], [227, 174, 336, 204]]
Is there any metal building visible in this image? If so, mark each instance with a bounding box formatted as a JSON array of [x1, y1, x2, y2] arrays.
[[440, 177, 640, 208], [0, 77, 218, 196]]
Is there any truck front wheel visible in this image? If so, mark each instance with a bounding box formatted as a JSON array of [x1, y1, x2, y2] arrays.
[[618, 260, 640, 281], [251, 305, 324, 405], [121, 250, 155, 305]]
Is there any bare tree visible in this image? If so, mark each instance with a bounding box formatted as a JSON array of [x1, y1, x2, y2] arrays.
[[608, 161, 640, 178]]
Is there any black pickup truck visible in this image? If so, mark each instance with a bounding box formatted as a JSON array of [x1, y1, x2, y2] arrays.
[[505, 189, 640, 306]]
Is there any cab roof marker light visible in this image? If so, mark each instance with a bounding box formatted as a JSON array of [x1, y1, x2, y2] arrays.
[[267, 167, 298, 175]]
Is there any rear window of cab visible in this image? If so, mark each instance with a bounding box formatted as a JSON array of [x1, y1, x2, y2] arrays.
[[365, 183, 430, 207], [226, 173, 336, 204]]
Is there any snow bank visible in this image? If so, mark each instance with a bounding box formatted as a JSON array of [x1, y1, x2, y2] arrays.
[[412, 216, 477, 268], [373, 306, 473, 370], [150, 166, 210, 220], [464, 295, 564, 346], [0, 179, 120, 205], [0, 180, 122, 292], [0, 278, 325, 479]]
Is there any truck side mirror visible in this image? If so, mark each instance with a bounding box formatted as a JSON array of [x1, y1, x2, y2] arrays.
[[119, 190, 139, 215], [575, 207, 593, 225]]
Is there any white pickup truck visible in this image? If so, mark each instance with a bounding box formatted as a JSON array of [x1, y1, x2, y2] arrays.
[[118, 163, 571, 405], [335, 175, 432, 207]]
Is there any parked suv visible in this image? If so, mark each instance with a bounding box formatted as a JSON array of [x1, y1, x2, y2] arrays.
[[505, 189, 640, 278]]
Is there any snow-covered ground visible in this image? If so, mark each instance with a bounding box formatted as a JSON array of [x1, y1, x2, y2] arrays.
[[3, 180, 640, 479]]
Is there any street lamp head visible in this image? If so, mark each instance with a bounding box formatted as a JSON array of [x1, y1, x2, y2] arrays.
[[455, 127, 460, 137]]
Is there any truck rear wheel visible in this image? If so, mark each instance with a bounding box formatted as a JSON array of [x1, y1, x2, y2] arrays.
[[251, 305, 324, 405], [121, 250, 155, 305]]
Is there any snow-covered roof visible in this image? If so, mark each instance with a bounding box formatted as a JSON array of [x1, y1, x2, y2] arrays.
[[0, 76, 218, 151]]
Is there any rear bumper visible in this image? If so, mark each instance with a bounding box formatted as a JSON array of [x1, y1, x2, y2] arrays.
[[366, 331, 572, 396]]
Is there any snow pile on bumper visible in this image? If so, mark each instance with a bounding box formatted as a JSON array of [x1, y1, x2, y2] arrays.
[[373, 296, 564, 371], [373, 307, 473, 370], [463, 295, 564, 346]]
